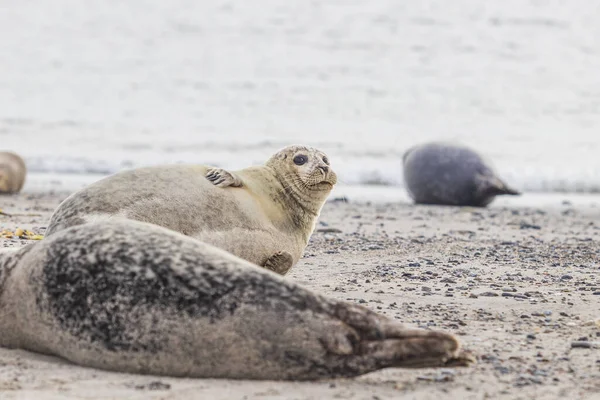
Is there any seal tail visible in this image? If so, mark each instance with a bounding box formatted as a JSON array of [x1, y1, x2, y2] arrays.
[[477, 174, 521, 197]]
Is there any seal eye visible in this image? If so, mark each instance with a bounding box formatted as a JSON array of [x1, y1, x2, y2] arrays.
[[293, 155, 308, 166], [322, 156, 329, 165]]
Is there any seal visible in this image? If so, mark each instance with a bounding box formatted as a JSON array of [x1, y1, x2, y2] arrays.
[[0, 220, 474, 380], [45, 145, 337, 275], [402, 142, 520, 207], [0, 151, 26, 194]]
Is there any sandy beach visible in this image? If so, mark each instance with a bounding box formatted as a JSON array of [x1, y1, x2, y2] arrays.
[[1, 190, 599, 400]]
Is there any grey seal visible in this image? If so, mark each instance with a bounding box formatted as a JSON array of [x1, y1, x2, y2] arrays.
[[0, 220, 474, 380], [0, 151, 26, 194], [403, 142, 520, 207], [45, 145, 337, 275]]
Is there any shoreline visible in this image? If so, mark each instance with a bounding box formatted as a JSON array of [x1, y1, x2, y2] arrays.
[[20, 171, 600, 208], [0, 190, 599, 399]]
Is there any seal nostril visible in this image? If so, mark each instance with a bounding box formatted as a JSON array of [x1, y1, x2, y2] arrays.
[[319, 166, 329, 174]]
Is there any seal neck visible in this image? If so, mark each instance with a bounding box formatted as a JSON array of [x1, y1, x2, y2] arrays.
[[267, 167, 322, 233]]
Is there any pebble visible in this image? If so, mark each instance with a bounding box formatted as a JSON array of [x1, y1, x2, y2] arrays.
[[571, 341, 600, 349], [134, 381, 171, 391], [316, 228, 342, 233], [480, 291, 499, 297]]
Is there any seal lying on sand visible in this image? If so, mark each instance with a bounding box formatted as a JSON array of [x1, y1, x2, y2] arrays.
[[0, 151, 26, 194], [45, 145, 337, 275], [0, 220, 473, 380], [403, 142, 520, 207]]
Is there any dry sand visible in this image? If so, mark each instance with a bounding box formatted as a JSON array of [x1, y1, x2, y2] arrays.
[[1, 190, 599, 400]]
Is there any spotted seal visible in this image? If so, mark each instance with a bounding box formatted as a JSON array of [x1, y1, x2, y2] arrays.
[[403, 142, 520, 207], [45, 145, 337, 275], [0, 220, 473, 380]]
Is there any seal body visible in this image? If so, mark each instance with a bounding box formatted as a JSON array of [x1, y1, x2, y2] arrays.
[[0, 151, 26, 194], [45, 145, 337, 274], [402, 142, 520, 207], [0, 220, 472, 380]]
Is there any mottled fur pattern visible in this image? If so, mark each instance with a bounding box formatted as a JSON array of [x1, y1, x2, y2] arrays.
[[0, 152, 26, 194], [0, 220, 472, 380], [403, 142, 520, 207], [45, 145, 337, 274]]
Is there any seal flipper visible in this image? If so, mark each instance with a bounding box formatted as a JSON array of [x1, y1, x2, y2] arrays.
[[263, 251, 294, 275], [476, 173, 520, 198], [355, 333, 474, 369], [205, 168, 243, 188], [327, 303, 475, 376]]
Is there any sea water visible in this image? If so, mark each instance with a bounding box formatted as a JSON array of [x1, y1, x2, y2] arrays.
[[2, 0, 599, 197]]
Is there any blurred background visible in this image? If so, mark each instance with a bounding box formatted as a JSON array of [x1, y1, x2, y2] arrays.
[[1, 0, 599, 198]]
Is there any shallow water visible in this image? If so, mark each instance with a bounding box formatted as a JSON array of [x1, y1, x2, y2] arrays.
[[2, 0, 600, 194]]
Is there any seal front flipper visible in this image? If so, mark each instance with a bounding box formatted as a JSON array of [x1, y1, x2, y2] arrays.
[[263, 251, 293, 275], [205, 168, 243, 188]]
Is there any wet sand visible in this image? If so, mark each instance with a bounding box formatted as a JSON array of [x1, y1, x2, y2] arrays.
[[1, 191, 599, 400]]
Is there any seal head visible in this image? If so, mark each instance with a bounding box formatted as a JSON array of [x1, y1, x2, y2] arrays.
[[266, 145, 337, 216]]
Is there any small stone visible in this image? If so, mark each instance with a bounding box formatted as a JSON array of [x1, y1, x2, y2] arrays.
[[571, 341, 600, 349], [316, 228, 342, 233], [526, 334, 536, 340], [135, 381, 171, 391], [560, 275, 573, 280], [480, 291, 499, 297], [520, 223, 541, 230]]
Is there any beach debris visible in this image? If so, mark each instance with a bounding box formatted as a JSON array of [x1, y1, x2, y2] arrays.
[[0, 228, 44, 240]]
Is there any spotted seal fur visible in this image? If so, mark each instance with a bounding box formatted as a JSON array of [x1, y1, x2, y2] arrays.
[[0, 220, 474, 380]]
